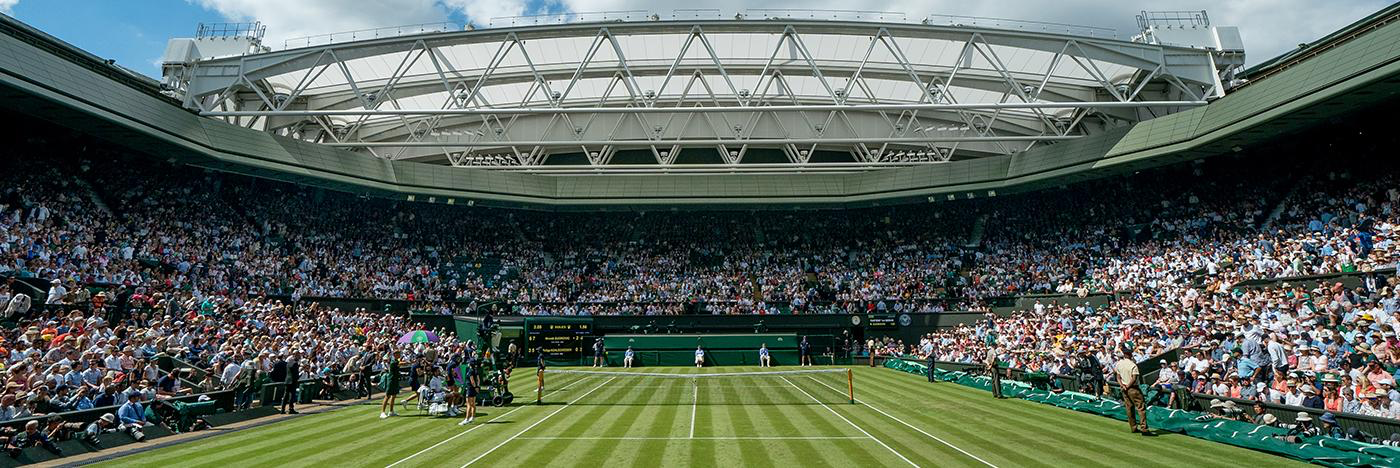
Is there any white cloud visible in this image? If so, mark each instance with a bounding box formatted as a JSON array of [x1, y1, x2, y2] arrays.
[[193, 0, 534, 48], [0, 0, 19, 15], [551, 0, 1390, 66], [191, 0, 1391, 65], [442, 0, 528, 26], [191, 0, 449, 48]]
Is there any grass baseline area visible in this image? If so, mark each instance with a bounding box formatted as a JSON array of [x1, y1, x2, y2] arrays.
[[90, 367, 1305, 468]]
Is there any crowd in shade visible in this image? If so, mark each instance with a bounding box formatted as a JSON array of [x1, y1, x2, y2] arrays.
[[9, 146, 1394, 316], [0, 116, 1396, 435]]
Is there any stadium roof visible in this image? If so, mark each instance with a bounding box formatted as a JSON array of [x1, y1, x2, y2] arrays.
[[164, 11, 1239, 174], [3, 7, 1396, 207]]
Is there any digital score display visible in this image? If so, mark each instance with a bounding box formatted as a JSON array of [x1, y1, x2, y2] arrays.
[[528, 322, 592, 360], [867, 314, 899, 329]]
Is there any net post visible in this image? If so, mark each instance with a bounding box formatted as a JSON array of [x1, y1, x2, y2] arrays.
[[536, 369, 543, 405], [847, 368, 855, 404]]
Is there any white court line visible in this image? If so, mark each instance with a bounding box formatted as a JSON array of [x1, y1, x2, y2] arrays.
[[514, 436, 871, 440], [607, 385, 792, 388], [780, 376, 919, 468], [460, 377, 617, 467], [807, 377, 999, 468], [689, 381, 699, 439], [385, 376, 589, 468]]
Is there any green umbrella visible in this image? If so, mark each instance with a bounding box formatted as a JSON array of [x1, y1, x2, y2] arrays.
[[398, 330, 440, 344]]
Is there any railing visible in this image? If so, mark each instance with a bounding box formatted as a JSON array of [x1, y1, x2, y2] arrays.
[[743, 9, 907, 22], [1136, 10, 1210, 30], [196, 22, 266, 40], [488, 10, 656, 27], [273, 9, 1123, 51], [283, 22, 460, 49], [924, 14, 1117, 38]]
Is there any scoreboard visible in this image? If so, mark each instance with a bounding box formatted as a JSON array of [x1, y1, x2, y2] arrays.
[[867, 314, 899, 329], [528, 321, 592, 361]]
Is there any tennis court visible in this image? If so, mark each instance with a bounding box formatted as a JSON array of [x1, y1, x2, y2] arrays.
[[92, 367, 1304, 467]]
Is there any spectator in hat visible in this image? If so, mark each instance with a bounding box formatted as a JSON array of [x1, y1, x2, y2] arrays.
[[1380, 391, 1400, 418], [1301, 385, 1323, 409], [1377, 378, 1400, 401], [1318, 412, 1345, 438], [83, 413, 118, 445], [1283, 380, 1303, 406], [1282, 412, 1320, 442], [1322, 378, 1345, 412], [1360, 392, 1389, 418], [44, 280, 65, 306]]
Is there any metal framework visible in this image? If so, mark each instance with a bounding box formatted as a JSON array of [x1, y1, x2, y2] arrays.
[[164, 11, 1237, 173]]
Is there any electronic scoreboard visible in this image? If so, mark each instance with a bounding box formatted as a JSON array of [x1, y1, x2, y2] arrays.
[[527, 320, 592, 362], [867, 314, 899, 329]]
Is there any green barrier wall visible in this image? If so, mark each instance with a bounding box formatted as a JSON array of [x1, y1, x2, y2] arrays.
[[884, 359, 1400, 468], [455, 318, 481, 345], [605, 350, 800, 367], [604, 333, 797, 350], [603, 333, 799, 366]]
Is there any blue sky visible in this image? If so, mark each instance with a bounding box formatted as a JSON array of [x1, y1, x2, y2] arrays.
[[1, 0, 1391, 78], [4, 0, 223, 75]]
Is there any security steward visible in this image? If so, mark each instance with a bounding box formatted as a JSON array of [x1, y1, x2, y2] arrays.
[[926, 345, 938, 383], [1114, 346, 1150, 435], [986, 346, 1004, 398]]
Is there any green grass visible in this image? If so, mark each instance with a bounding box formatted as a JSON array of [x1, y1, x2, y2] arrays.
[[93, 367, 1307, 468]]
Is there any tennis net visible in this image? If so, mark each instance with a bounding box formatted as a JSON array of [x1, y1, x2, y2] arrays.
[[534, 368, 854, 406]]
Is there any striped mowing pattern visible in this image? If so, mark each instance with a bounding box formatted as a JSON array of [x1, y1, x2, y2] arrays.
[[94, 367, 1306, 468]]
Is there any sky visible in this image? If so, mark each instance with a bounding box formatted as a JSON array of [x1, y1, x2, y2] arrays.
[[0, 0, 1391, 78]]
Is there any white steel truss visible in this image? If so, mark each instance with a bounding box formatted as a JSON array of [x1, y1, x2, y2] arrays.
[[167, 17, 1232, 169]]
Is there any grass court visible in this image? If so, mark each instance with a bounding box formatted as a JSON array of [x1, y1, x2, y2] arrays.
[[92, 366, 1304, 467]]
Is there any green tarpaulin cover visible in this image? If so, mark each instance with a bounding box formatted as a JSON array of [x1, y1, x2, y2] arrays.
[[884, 358, 1400, 467]]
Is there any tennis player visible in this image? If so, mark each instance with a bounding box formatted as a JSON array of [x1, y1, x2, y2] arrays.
[[593, 338, 606, 368], [759, 343, 772, 367], [623, 346, 635, 368], [694, 345, 706, 368]]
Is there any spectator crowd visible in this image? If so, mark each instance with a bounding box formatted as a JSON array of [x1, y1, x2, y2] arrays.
[[0, 121, 1397, 437]]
